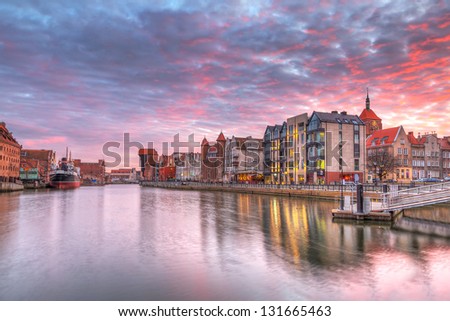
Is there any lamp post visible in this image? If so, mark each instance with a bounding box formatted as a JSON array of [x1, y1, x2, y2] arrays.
[[340, 163, 344, 210]]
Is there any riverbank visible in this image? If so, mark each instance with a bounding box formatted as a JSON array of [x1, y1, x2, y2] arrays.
[[140, 181, 381, 201], [0, 181, 24, 192]]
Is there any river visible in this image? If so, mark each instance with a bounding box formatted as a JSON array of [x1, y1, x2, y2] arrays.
[[0, 184, 449, 300]]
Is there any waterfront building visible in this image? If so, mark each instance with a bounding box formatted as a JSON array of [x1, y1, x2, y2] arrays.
[[224, 135, 264, 183], [262, 125, 275, 184], [407, 131, 426, 180], [20, 149, 56, 184], [262, 123, 286, 184], [286, 113, 308, 184], [306, 111, 366, 184], [73, 159, 106, 185], [200, 132, 226, 182], [138, 148, 159, 181], [0, 122, 21, 183], [109, 168, 138, 183], [440, 136, 450, 179], [158, 154, 176, 181], [359, 89, 382, 137], [173, 152, 201, 181], [366, 126, 412, 183]]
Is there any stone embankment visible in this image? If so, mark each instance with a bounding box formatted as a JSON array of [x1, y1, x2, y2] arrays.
[[140, 181, 381, 201], [0, 182, 24, 192]]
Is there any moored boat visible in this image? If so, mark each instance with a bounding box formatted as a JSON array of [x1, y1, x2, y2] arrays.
[[49, 157, 81, 189]]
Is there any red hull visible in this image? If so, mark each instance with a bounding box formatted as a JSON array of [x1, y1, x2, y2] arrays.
[[49, 181, 81, 189]]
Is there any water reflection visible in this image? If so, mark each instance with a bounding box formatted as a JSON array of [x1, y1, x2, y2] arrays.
[[0, 186, 449, 300]]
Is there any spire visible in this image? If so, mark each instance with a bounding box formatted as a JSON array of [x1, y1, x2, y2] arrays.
[[365, 87, 370, 110]]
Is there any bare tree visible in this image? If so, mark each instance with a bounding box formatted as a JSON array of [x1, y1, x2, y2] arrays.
[[367, 147, 396, 181]]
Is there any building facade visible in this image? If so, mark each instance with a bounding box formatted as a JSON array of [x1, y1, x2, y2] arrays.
[[286, 113, 308, 184], [366, 126, 412, 183], [224, 136, 263, 183], [138, 148, 159, 181], [0, 122, 21, 183], [306, 111, 366, 184], [440, 136, 450, 179], [201, 132, 226, 182], [174, 152, 201, 181], [73, 159, 106, 185]]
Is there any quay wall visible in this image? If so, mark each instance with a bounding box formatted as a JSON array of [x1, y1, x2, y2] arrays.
[[140, 182, 381, 201], [0, 182, 24, 192]]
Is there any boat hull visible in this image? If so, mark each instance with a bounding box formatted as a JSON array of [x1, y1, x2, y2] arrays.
[[49, 173, 81, 189]]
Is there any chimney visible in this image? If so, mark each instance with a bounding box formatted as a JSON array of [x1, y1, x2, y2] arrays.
[[331, 111, 338, 114], [341, 111, 347, 115]]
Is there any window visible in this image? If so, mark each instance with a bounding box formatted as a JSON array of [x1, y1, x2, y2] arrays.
[[403, 159, 408, 165], [354, 159, 360, 171], [398, 148, 402, 155], [412, 150, 416, 156], [404, 148, 408, 155], [400, 139, 405, 145]]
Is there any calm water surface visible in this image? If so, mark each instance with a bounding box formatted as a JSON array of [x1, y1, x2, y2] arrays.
[[0, 185, 449, 300]]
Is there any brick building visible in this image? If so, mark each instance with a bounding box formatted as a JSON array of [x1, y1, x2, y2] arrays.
[[138, 148, 159, 181], [359, 89, 382, 137], [367, 126, 411, 183], [201, 132, 225, 182], [286, 113, 308, 184], [20, 149, 56, 184], [73, 159, 106, 185], [0, 122, 21, 183]]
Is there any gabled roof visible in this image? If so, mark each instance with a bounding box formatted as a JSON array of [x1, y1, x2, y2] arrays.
[[0, 122, 20, 147], [360, 108, 381, 121], [216, 132, 226, 142], [407, 132, 426, 145], [201, 137, 209, 146], [366, 126, 402, 147]]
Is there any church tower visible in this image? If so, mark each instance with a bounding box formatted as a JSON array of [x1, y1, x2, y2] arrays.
[[359, 88, 382, 137]]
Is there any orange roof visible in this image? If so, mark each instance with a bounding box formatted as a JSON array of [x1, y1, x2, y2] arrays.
[[366, 126, 401, 147], [360, 108, 381, 121]]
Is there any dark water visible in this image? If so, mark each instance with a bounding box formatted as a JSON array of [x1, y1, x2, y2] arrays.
[[0, 185, 449, 300]]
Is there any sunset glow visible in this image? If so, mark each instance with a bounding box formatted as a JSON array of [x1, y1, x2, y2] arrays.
[[1, 0, 449, 167]]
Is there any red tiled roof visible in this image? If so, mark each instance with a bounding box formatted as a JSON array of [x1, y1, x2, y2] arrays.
[[138, 148, 158, 155], [360, 108, 381, 121], [217, 132, 226, 142], [22, 149, 54, 160], [366, 126, 401, 147], [407, 132, 426, 145], [440, 137, 450, 150]]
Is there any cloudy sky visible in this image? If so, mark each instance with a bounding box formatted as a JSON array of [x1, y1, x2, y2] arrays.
[[1, 0, 449, 168]]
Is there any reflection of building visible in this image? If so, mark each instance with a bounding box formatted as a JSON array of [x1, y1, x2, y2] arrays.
[[0, 122, 21, 183], [307, 111, 366, 184], [359, 89, 382, 137], [224, 136, 264, 183], [138, 148, 158, 181], [286, 113, 308, 184], [201, 132, 225, 182], [367, 126, 411, 183], [173, 152, 201, 181], [73, 159, 106, 185]]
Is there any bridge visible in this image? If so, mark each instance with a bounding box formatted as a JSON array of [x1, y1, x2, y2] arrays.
[[381, 181, 450, 211]]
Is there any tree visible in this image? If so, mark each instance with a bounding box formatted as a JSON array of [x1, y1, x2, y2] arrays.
[[367, 147, 396, 181]]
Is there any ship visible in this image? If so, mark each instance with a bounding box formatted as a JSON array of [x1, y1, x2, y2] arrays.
[[49, 156, 81, 189]]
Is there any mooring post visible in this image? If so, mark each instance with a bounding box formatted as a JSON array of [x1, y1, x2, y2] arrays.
[[357, 184, 364, 213]]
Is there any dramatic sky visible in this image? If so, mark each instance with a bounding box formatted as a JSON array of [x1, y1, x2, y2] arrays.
[[1, 0, 449, 168]]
